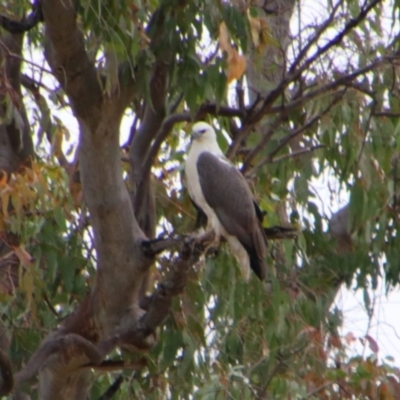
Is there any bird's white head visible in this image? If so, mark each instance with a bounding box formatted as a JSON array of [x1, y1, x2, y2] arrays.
[[191, 121, 217, 143]]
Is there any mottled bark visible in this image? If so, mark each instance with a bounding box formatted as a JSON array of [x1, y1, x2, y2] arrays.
[[0, 33, 34, 173], [246, 0, 296, 104]]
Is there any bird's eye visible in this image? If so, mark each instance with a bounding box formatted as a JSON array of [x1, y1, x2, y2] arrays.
[[199, 129, 206, 134]]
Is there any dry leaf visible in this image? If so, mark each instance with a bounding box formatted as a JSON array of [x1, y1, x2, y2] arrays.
[[52, 128, 64, 159], [298, 325, 317, 337], [365, 334, 379, 353], [219, 22, 231, 53], [219, 22, 246, 83], [344, 331, 357, 345], [226, 50, 246, 83], [0, 171, 7, 186], [370, 156, 385, 181], [329, 335, 343, 349], [13, 245, 34, 268], [247, 12, 262, 47]]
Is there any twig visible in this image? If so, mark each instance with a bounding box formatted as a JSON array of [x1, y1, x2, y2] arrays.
[[123, 113, 139, 148], [247, 93, 343, 176], [228, 0, 383, 159], [373, 111, 400, 118], [169, 92, 184, 114], [268, 91, 345, 160], [241, 114, 288, 172], [97, 375, 124, 400], [271, 145, 325, 163], [0, 0, 43, 34], [356, 99, 377, 165], [289, 0, 344, 74], [141, 112, 192, 179], [302, 382, 333, 399], [0, 349, 13, 396]]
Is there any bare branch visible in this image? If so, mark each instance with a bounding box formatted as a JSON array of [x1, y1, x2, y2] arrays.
[[241, 115, 288, 172], [228, 0, 384, 159], [263, 0, 383, 116], [97, 375, 124, 400], [270, 145, 325, 163], [268, 90, 345, 160], [0, 349, 13, 396], [288, 0, 344, 73], [141, 113, 192, 180], [87, 359, 146, 372], [0, 0, 43, 34], [41, 0, 102, 126], [373, 111, 400, 118], [129, 60, 169, 238]]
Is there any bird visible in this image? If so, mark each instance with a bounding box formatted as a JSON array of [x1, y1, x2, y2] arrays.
[[184, 121, 268, 281]]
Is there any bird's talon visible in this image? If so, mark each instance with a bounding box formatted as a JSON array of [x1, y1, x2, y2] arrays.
[[206, 246, 219, 258]]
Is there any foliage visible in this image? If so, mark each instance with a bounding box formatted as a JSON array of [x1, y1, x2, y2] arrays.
[[0, 0, 400, 399]]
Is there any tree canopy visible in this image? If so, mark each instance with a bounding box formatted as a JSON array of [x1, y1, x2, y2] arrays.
[[1, 0, 400, 399]]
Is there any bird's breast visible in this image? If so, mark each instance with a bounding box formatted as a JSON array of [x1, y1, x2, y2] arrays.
[[185, 148, 220, 230]]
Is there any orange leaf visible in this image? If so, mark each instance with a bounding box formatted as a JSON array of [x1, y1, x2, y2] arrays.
[[13, 245, 34, 268], [227, 50, 246, 83], [219, 22, 247, 83], [0, 170, 7, 186], [329, 335, 343, 349], [247, 13, 262, 47], [219, 22, 232, 55], [1, 190, 10, 219]]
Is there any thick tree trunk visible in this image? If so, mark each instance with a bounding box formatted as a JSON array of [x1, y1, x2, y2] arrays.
[[0, 33, 34, 172], [6, 2, 199, 398], [12, 1, 152, 398], [245, 0, 296, 104]]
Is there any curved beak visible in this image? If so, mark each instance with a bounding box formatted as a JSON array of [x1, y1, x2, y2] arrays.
[[192, 130, 202, 140]]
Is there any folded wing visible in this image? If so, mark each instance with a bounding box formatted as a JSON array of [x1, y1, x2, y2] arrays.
[[196, 152, 267, 280]]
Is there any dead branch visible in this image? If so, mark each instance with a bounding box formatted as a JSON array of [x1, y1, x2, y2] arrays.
[[97, 375, 124, 400], [15, 333, 104, 386], [227, 0, 383, 159], [0, 0, 43, 34], [0, 349, 13, 396], [268, 91, 345, 159], [271, 145, 325, 163]]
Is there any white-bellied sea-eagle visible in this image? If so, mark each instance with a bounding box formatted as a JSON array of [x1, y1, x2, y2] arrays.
[[184, 121, 267, 281]]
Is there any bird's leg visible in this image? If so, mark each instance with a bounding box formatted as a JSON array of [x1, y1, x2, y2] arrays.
[[206, 245, 219, 258], [193, 229, 220, 257], [199, 229, 221, 259]]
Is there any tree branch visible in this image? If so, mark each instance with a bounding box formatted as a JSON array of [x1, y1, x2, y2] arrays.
[[0, 349, 13, 396], [268, 90, 345, 160], [0, 0, 43, 34], [116, 233, 212, 349], [97, 375, 124, 400], [227, 0, 383, 159], [41, 0, 102, 127], [270, 145, 325, 163]]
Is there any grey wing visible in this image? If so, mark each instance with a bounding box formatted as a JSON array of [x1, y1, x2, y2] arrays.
[[197, 152, 266, 255]]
